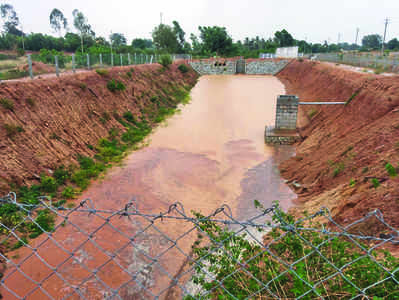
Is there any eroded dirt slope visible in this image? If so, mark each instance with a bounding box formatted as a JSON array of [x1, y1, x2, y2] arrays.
[[0, 63, 198, 192], [277, 60, 399, 228]]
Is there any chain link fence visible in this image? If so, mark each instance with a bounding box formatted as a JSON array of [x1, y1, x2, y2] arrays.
[[20, 53, 192, 80], [315, 53, 399, 73], [0, 192, 398, 299]]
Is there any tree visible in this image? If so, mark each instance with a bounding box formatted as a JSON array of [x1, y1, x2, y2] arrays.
[[50, 9, 68, 37], [362, 34, 382, 50], [172, 20, 185, 53], [198, 26, 233, 56], [152, 24, 179, 53], [72, 9, 94, 53], [110, 33, 126, 47], [387, 38, 399, 50], [132, 38, 152, 49], [274, 29, 294, 47], [0, 4, 19, 34]]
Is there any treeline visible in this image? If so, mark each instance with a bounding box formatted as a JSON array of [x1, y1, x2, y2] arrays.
[[1, 3, 399, 58]]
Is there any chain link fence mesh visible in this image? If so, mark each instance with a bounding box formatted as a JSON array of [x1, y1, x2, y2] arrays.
[[0, 192, 398, 299]]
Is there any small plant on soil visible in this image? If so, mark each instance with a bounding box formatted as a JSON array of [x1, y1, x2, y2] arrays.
[[332, 162, 345, 178], [26, 98, 35, 108], [371, 178, 380, 188], [349, 178, 356, 187], [178, 64, 189, 73], [126, 71, 132, 78], [385, 163, 397, 177], [107, 79, 126, 92], [345, 90, 360, 106], [3, 123, 24, 137], [96, 69, 109, 76], [307, 108, 317, 119], [159, 54, 172, 68], [0, 98, 14, 111], [79, 83, 87, 90]]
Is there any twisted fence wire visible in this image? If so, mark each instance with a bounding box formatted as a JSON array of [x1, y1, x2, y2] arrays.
[[0, 192, 397, 299]]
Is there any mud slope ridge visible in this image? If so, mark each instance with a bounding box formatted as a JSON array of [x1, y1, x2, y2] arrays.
[[0, 63, 199, 192], [277, 60, 399, 228]]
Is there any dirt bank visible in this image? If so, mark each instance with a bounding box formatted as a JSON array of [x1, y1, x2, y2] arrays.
[[0, 63, 198, 193], [277, 60, 399, 229]]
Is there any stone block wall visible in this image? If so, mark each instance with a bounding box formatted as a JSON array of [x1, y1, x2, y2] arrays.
[[189, 60, 236, 75], [275, 95, 299, 130], [245, 60, 290, 75]]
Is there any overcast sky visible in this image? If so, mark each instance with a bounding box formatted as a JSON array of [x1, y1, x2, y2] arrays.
[[4, 0, 399, 44]]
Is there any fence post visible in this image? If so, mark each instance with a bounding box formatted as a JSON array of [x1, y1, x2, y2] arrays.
[[120, 53, 123, 66], [27, 54, 33, 79], [87, 54, 90, 70], [55, 55, 59, 77], [128, 53, 131, 65], [150, 55, 153, 64], [72, 54, 76, 73], [111, 53, 114, 67], [99, 53, 103, 67]]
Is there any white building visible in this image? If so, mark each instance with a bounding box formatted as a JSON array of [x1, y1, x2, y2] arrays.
[[276, 46, 299, 58]]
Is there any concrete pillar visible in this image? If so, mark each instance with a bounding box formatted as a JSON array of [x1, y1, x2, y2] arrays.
[[275, 95, 299, 130], [72, 54, 76, 73], [27, 54, 33, 78], [55, 55, 59, 77]]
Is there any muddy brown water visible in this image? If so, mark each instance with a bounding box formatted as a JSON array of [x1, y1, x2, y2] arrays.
[[2, 75, 296, 299]]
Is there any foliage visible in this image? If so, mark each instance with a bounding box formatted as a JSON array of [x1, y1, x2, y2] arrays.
[[362, 34, 382, 50], [385, 163, 397, 177], [3, 123, 23, 137], [198, 26, 233, 56], [371, 178, 380, 189], [178, 64, 189, 73], [152, 24, 179, 53], [332, 162, 345, 177], [274, 29, 295, 47], [107, 79, 126, 92], [159, 54, 172, 68], [110, 32, 127, 47], [0, 98, 14, 110], [31, 48, 67, 68], [189, 204, 399, 299], [49, 8, 68, 36], [131, 38, 153, 49], [346, 90, 360, 106], [95, 68, 108, 76], [307, 108, 317, 118]]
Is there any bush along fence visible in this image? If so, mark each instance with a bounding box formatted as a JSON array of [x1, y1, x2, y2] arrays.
[[315, 52, 399, 73], [0, 193, 397, 299], [23, 53, 192, 79]]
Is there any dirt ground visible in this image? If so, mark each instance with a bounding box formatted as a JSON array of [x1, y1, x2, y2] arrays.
[[277, 60, 399, 231], [0, 63, 198, 192]]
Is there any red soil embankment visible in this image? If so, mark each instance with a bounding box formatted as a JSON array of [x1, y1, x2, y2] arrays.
[[0, 63, 198, 192], [277, 60, 399, 228]]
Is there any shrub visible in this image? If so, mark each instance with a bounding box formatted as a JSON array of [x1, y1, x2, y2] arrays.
[[178, 64, 189, 73], [53, 166, 70, 185], [96, 69, 109, 76], [107, 79, 126, 92], [3, 123, 24, 137], [126, 71, 132, 78], [371, 178, 380, 188], [385, 163, 397, 177], [123, 111, 137, 124], [159, 54, 172, 68], [0, 98, 14, 110], [40, 176, 58, 193], [189, 203, 399, 299], [61, 186, 75, 199], [79, 83, 87, 90]]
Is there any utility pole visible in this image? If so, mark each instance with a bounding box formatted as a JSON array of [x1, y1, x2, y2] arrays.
[[337, 33, 341, 45], [160, 12, 163, 25], [355, 28, 359, 45], [381, 18, 389, 56]]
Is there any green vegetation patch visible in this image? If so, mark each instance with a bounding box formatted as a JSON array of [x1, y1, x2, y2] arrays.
[[187, 202, 399, 299], [107, 79, 126, 92], [0, 98, 14, 110], [178, 64, 189, 73], [3, 123, 24, 137]]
